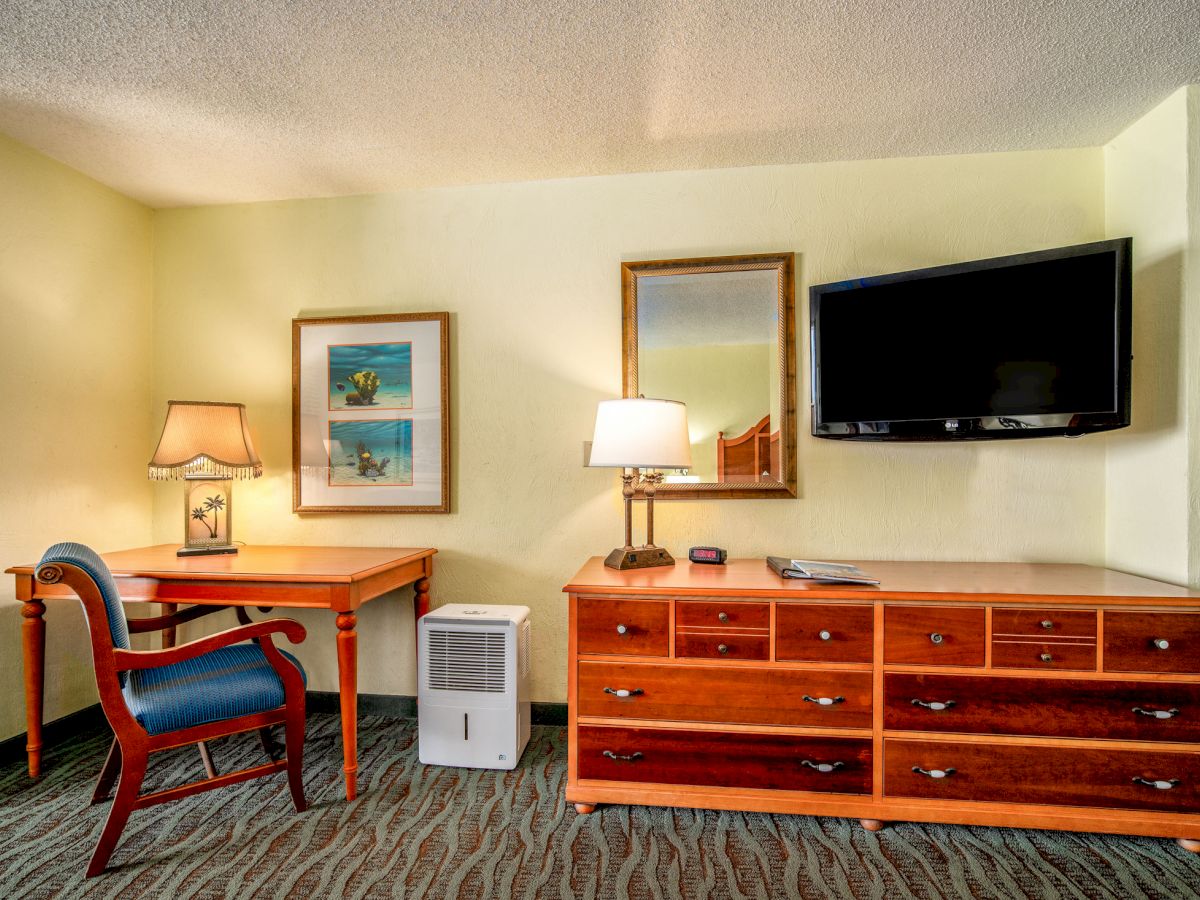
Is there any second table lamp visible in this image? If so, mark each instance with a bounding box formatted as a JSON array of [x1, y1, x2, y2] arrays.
[[589, 397, 692, 570]]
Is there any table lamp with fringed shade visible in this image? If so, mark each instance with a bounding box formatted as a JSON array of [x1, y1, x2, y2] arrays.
[[148, 401, 263, 557], [590, 398, 692, 570]]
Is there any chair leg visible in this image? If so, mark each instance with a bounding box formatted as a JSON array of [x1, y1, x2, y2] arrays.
[[196, 741, 218, 778], [258, 727, 278, 760], [91, 737, 122, 805], [86, 744, 147, 878], [284, 709, 307, 813]]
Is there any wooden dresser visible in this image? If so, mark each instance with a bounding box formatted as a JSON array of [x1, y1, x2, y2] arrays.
[[563, 558, 1200, 851]]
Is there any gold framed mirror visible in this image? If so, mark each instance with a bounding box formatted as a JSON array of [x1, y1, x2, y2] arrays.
[[622, 252, 797, 500]]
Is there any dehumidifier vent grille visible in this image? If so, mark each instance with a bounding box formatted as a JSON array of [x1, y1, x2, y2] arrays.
[[426, 629, 507, 693], [520, 620, 531, 679]]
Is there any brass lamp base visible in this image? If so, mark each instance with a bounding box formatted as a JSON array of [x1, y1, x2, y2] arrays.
[[603, 470, 676, 570], [604, 546, 675, 570]]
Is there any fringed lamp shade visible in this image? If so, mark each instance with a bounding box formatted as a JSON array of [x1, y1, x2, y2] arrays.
[[148, 401, 263, 480]]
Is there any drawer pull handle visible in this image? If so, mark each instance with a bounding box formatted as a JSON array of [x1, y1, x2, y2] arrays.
[[802, 695, 846, 706], [912, 766, 956, 779], [912, 698, 956, 711], [1132, 706, 1180, 720], [1039, 652, 1054, 663], [1153, 638, 1170, 651], [801, 759, 845, 773], [718, 643, 729, 654], [718, 612, 730, 623], [603, 687, 644, 698], [616, 624, 628, 635], [602, 750, 643, 763], [819, 629, 832, 641], [1041, 620, 1055, 630], [1132, 776, 1180, 790], [929, 633, 944, 645]]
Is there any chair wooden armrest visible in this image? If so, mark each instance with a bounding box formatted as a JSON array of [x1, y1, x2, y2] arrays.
[[113, 619, 307, 672], [127, 604, 230, 634]]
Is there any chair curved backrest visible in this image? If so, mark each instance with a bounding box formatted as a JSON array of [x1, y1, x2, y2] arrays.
[[38, 542, 130, 650]]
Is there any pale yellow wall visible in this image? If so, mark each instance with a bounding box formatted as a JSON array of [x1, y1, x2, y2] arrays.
[[1187, 86, 1200, 587], [154, 148, 1106, 703], [0, 134, 154, 740], [641, 342, 772, 481], [1104, 87, 1194, 584]]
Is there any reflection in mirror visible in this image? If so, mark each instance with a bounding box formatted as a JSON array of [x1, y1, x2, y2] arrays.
[[622, 254, 796, 500], [637, 270, 779, 482]]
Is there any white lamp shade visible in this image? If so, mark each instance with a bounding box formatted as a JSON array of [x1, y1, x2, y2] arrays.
[[589, 398, 692, 469]]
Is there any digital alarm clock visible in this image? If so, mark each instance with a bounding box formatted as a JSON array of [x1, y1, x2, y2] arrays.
[[689, 546, 727, 565]]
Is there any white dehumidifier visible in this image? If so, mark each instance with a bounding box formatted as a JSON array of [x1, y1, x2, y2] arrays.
[[418, 604, 531, 769]]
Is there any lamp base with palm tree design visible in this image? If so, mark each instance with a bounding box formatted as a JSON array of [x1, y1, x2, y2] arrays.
[[179, 476, 238, 557]]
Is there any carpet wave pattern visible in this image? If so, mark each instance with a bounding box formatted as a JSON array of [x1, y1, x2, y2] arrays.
[[0, 714, 1197, 899]]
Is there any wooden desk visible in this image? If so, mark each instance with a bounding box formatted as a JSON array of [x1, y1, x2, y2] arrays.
[[8, 544, 436, 801]]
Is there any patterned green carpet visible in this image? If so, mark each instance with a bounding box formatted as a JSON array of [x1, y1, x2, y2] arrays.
[[0, 714, 1197, 899]]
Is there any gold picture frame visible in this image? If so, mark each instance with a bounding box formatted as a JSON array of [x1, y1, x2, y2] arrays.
[[292, 312, 450, 513]]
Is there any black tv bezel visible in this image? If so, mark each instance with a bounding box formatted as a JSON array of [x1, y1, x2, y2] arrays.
[[809, 238, 1133, 442]]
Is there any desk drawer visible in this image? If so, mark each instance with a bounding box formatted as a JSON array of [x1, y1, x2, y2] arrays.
[[885, 673, 1200, 742], [579, 725, 871, 794], [885, 738, 1200, 813], [577, 598, 668, 657], [885, 606, 985, 667], [776, 603, 874, 663], [1105, 612, 1200, 674], [578, 661, 872, 727]]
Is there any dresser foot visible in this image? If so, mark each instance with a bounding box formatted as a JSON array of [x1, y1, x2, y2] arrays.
[[574, 802, 598, 815], [1178, 838, 1200, 853], [859, 819, 887, 833]]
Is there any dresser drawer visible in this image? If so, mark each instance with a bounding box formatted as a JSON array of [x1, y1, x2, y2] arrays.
[[885, 673, 1200, 742], [676, 600, 770, 660], [776, 603, 874, 663], [676, 600, 769, 630], [1105, 612, 1200, 674], [992, 608, 1097, 638], [578, 661, 872, 727], [579, 725, 871, 794], [577, 598, 668, 656], [991, 607, 1097, 671], [884, 606, 985, 667], [991, 640, 1096, 671], [885, 738, 1200, 812], [674, 633, 769, 660]]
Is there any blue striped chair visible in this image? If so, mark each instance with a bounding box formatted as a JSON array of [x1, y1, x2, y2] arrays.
[[35, 542, 309, 877]]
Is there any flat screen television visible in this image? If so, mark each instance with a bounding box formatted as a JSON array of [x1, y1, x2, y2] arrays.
[[809, 238, 1132, 441]]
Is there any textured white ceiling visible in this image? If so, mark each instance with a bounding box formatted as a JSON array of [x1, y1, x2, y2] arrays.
[[1, 1, 1197, 207]]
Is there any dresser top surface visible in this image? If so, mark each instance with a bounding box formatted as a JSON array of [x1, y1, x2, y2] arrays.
[[563, 558, 1200, 604]]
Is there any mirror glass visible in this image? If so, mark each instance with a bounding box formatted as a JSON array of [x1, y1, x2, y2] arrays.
[[623, 254, 796, 500]]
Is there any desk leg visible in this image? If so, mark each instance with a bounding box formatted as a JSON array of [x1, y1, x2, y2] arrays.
[[336, 611, 358, 801], [21, 599, 46, 778], [413, 577, 430, 657]]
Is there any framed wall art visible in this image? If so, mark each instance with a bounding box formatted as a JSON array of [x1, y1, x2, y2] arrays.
[[292, 312, 450, 513]]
